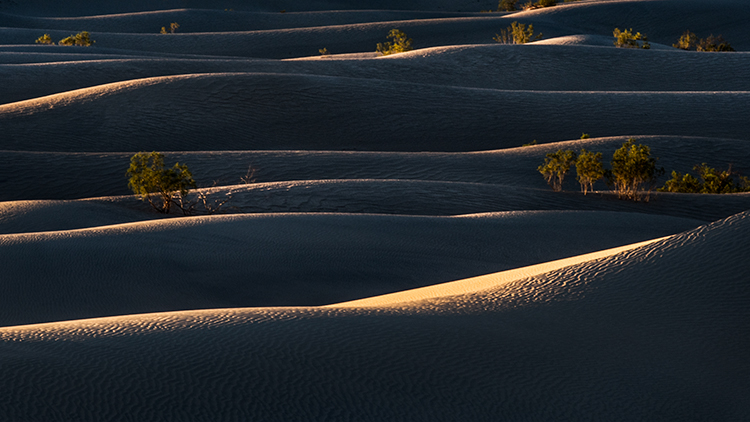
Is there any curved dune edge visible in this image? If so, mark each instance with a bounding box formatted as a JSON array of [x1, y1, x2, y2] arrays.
[[331, 235, 669, 308]]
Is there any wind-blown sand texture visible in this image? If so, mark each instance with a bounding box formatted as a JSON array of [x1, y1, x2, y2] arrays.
[[1, 0, 748, 420]]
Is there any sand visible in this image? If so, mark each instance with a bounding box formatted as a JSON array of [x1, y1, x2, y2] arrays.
[[0, 0, 748, 420]]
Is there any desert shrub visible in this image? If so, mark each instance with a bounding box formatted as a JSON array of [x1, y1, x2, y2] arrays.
[[659, 171, 702, 193], [697, 34, 734, 52], [659, 164, 748, 193], [521, 0, 556, 9], [498, 0, 517, 11], [160, 22, 180, 34], [580, 133, 590, 139], [127, 152, 196, 214], [494, 21, 542, 44], [35, 34, 53, 44], [319, 47, 330, 55], [575, 149, 604, 195], [673, 30, 698, 50], [673, 31, 734, 52], [608, 138, 662, 201], [538, 149, 577, 191], [58, 31, 95, 46], [613, 28, 650, 49], [522, 140, 538, 147], [376, 29, 413, 55]]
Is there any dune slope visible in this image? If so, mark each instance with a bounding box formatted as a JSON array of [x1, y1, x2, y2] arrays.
[[0, 211, 747, 421]]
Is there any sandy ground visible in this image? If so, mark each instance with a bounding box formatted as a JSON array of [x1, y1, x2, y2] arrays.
[[0, 0, 748, 420]]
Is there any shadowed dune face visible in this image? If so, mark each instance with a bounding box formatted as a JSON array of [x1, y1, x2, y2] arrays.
[[0, 211, 702, 326], [1, 73, 749, 152], [1, 0, 749, 420], [0, 211, 747, 421]]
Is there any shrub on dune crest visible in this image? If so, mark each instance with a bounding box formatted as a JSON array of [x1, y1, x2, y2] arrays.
[[673, 30, 734, 52], [160, 22, 180, 34], [35, 34, 53, 44], [494, 21, 542, 44], [522, 0, 556, 9], [58, 31, 95, 46], [498, 0, 517, 11], [613, 28, 650, 49], [376, 29, 413, 56]]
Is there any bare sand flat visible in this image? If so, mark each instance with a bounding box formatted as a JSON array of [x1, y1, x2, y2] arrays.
[[1, 0, 748, 419]]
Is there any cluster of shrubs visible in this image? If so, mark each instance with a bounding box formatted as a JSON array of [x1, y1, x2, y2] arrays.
[[614, 28, 735, 52], [36, 31, 94, 46], [493, 21, 542, 44], [539, 138, 663, 202], [673, 30, 734, 52], [495, 0, 559, 12], [660, 164, 749, 193]]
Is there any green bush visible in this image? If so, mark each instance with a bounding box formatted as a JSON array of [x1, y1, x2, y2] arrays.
[[575, 149, 604, 195], [538, 149, 577, 192], [674, 31, 734, 52], [520, 0, 556, 9], [697, 34, 735, 52], [376, 29, 413, 56], [608, 138, 662, 201], [494, 21, 542, 44], [58, 31, 95, 46], [160, 22, 180, 34], [127, 152, 196, 214], [498, 0, 517, 11], [35, 34, 53, 44], [613, 28, 650, 49], [660, 164, 749, 193]]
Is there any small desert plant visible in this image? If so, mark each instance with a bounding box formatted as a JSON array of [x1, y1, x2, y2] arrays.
[[35, 34, 53, 44], [498, 0, 517, 11], [580, 133, 590, 139], [608, 138, 662, 201], [659, 170, 702, 193], [538, 149, 577, 191], [376, 29, 413, 55], [522, 140, 538, 147], [697, 34, 734, 52], [575, 149, 605, 195], [494, 21, 542, 44], [521, 0, 556, 9], [160, 22, 180, 34], [58, 31, 95, 46], [127, 152, 196, 214], [673, 30, 698, 50], [613, 28, 650, 49], [319, 47, 330, 55]]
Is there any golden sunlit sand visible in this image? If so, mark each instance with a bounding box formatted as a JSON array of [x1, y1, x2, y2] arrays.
[[1, 0, 748, 420]]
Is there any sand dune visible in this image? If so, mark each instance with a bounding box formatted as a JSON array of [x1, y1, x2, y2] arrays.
[[0, 210, 702, 327], [0, 211, 746, 420], [1, 73, 748, 152], [2, 0, 749, 419], [3, 44, 749, 105]]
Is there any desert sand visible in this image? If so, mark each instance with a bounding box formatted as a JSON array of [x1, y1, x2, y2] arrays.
[[1, 0, 748, 420]]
